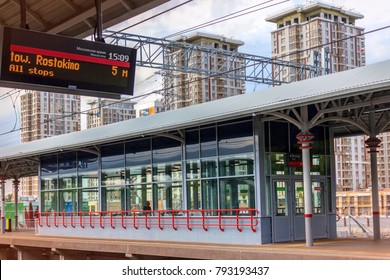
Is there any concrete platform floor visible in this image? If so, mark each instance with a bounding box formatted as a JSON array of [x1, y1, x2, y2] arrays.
[[0, 229, 390, 260]]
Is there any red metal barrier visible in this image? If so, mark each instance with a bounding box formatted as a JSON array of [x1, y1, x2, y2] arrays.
[[37, 208, 259, 233], [89, 212, 94, 229]]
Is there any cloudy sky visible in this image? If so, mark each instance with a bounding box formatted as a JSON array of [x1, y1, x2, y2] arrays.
[[0, 0, 389, 148]]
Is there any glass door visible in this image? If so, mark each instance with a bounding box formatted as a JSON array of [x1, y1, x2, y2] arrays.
[[272, 180, 292, 242]]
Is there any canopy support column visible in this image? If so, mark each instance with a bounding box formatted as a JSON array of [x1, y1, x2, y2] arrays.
[[13, 179, 20, 230], [0, 177, 6, 234], [297, 132, 315, 247], [365, 136, 381, 240]]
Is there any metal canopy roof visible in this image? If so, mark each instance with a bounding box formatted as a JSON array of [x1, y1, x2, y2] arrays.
[[1, 59, 390, 178], [0, 0, 170, 38]]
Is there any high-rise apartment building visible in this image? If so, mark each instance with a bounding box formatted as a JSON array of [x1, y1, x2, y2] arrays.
[[86, 99, 136, 129], [266, 1, 365, 81], [266, 1, 390, 211], [163, 32, 245, 110], [20, 91, 81, 197]]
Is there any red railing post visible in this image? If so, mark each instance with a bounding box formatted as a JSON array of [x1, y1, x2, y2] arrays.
[[236, 210, 242, 232], [80, 212, 84, 229], [250, 210, 257, 232], [145, 212, 150, 230], [100, 212, 104, 229], [121, 211, 126, 229], [110, 212, 115, 229], [89, 212, 94, 229], [62, 213, 67, 228], [171, 211, 177, 231], [218, 211, 224, 232], [158, 211, 163, 230], [70, 213, 75, 228], [133, 211, 138, 230], [45, 212, 50, 227], [202, 210, 208, 231], [37, 212, 42, 227], [186, 210, 192, 231], [53, 213, 58, 228]]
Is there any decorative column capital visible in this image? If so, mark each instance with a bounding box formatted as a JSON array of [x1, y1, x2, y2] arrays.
[[12, 178, 20, 188], [296, 132, 315, 149], [365, 136, 381, 153]]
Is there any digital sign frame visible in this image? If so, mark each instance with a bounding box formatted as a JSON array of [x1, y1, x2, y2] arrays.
[[0, 26, 137, 99]]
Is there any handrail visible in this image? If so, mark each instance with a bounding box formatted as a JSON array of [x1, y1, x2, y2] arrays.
[[89, 212, 94, 229], [54, 213, 58, 228], [186, 212, 192, 231], [37, 208, 259, 233], [45, 213, 50, 227], [37, 212, 42, 227], [158, 211, 164, 230], [171, 211, 177, 231], [121, 212, 126, 229], [236, 210, 242, 232], [201, 211, 208, 231], [70, 214, 75, 228], [110, 212, 115, 229], [145, 212, 150, 230], [133, 211, 138, 230], [62, 213, 67, 228], [218, 211, 224, 232], [100, 213, 104, 229], [80, 213, 84, 229]]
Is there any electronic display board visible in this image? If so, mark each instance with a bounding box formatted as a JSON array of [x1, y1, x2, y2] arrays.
[[0, 26, 137, 99]]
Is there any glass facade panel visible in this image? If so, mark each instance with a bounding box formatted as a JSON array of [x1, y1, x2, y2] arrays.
[[270, 122, 289, 153], [41, 176, 58, 190], [125, 139, 151, 166], [201, 159, 217, 178], [220, 177, 255, 215], [218, 121, 253, 156], [294, 181, 304, 215], [101, 168, 125, 186], [153, 162, 182, 182], [127, 184, 152, 211], [186, 160, 200, 180], [78, 152, 98, 172], [201, 179, 218, 214], [200, 127, 217, 157], [80, 188, 98, 212], [58, 152, 77, 174], [59, 174, 77, 189], [59, 189, 78, 213], [101, 143, 125, 169], [312, 182, 324, 214], [102, 186, 126, 212], [39, 119, 259, 216], [41, 154, 58, 175], [152, 136, 181, 163], [155, 182, 182, 210], [41, 191, 57, 212], [185, 130, 200, 159], [127, 165, 152, 184], [219, 155, 254, 177], [187, 180, 201, 210], [275, 181, 288, 216], [269, 153, 289, 175], [78, 172, 98, 188]]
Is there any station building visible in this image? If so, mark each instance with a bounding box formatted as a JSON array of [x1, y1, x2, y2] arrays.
[[1, 60, 390, 245]]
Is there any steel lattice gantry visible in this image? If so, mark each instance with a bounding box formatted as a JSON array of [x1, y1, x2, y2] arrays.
[[104, 31, 320, 107]]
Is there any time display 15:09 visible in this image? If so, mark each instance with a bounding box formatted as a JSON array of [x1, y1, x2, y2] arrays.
[[108, 52, 130, 62]]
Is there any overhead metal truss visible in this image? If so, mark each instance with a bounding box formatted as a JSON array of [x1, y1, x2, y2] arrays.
[[104, 31, 320, 105], [261, 88, 390, 138]]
